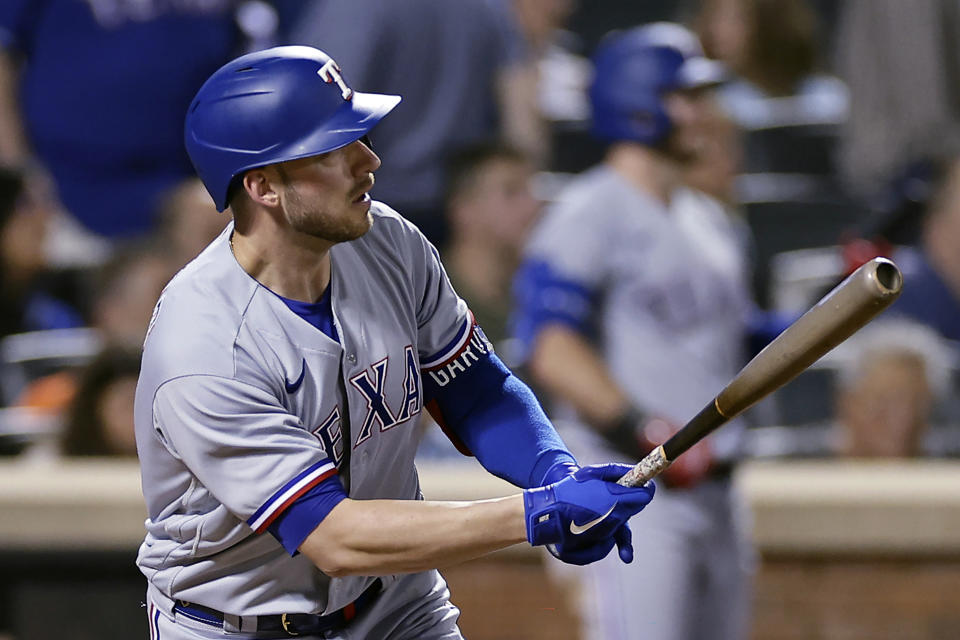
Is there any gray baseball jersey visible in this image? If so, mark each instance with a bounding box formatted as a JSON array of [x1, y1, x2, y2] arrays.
[[524, 165, 751, 458], [520, 165, 754, 640], [135, 202, 473, 617]]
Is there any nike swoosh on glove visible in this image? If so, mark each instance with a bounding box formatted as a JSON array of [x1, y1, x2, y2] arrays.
[[523, 463, 655, 565]]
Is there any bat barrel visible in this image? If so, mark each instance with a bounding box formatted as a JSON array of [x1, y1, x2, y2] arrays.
[[617, 257, 902, 488], [716, 257, 902, 418]]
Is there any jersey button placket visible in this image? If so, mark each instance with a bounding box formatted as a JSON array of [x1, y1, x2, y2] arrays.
[[346, 353, 357, 364]]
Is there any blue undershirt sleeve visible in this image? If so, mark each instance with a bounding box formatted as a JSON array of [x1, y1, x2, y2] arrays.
[[423, 329, 577, 489], [266, 474, 348, 556], [510, 259, 597, 363]]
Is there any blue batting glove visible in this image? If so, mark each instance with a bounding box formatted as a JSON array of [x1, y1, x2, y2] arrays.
[[536, 461, 637, 564], [523, 463, 655, 565]]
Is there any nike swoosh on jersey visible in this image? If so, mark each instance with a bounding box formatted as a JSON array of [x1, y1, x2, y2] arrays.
[[284, 358, 307, 393], [569, 504, 617, 535]]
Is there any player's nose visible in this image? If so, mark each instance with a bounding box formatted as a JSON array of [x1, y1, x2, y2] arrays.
[[351, 138, 381, 174]]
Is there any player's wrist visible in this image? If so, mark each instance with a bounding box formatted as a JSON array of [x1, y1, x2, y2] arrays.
[[523, 484, 562, 546]]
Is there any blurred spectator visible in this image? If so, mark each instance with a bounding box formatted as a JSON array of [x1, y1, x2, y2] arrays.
[[10, 239, 173, 449], [155, 177, 230, 270], [566, 0, 689, 53], [695, 0, 848, 186], [0, 166, 82, 340], [87, 242, 175, 349], [290, 0, 535, 246], [0, 0, 260, 243], [443, 142, 541, 347], [508, 0, 594, 173], [9, 242, 171, 421], [61, 345, 141, 457], [832, 319, 953, 458], [889, 156, 960, 342], [696, 0, 847, 123], [835, 0, 960, 198]]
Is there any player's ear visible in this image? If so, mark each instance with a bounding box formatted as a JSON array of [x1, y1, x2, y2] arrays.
[[241, 169, 281, 209]]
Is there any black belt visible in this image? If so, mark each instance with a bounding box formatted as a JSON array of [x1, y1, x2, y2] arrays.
[[173, 578, 383, 636]]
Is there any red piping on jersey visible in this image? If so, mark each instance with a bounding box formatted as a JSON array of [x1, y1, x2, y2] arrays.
[[254, 468, 339, 533]]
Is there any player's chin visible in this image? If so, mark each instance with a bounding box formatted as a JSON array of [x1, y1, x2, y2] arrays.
[[345, 208, 374, 240]]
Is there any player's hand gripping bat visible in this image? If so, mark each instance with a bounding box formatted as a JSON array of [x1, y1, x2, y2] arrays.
[[617, 257, 903, 488]]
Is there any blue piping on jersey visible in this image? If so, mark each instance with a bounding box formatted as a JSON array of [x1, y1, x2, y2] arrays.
[[421, 312, 472, 369], [248, 459, 337, 533], [267, 474, 348, 555]]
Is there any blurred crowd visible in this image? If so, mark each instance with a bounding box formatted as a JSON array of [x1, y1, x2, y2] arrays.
[[0, 1, 958, 469]]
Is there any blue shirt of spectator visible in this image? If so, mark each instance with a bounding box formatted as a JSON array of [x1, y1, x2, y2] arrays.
[[0, 0, 244, 237], [888, 246, 960, 343]]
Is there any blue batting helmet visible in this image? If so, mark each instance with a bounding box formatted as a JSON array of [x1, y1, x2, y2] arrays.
[[185, 46, 401, 211], [589, 23, 725, 145]]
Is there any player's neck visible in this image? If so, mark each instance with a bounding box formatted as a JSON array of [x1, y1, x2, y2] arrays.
[[230, 222, 333, 303], [605, 143, 682, 206]]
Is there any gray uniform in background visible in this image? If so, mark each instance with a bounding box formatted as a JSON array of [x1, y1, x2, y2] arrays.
[[521, 166, 754, 640], [136, 203, 474, 638]]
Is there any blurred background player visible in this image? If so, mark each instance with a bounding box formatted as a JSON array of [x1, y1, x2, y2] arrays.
[[512, 24, 755, 640]]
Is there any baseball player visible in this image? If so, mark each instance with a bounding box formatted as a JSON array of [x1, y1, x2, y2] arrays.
[[513, 24, 755, 640], [135, 46, 655, 640]]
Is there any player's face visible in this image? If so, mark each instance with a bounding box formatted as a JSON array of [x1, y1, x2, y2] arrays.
[[662, 87, 716, 166], [275, 139, 380, 243]]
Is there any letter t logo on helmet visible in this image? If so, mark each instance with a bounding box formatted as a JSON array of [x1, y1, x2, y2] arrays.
[[318, 59, 354, 101]]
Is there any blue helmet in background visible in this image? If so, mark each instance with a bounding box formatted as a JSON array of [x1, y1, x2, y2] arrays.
[[185, 46, 401, 211], [589, 23, 725, 146]]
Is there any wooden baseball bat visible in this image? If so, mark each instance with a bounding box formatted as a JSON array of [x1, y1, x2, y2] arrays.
[[617, 257, 903, 487]]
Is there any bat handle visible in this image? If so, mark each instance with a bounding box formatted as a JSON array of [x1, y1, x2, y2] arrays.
[[616, 446, 669, 487]]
